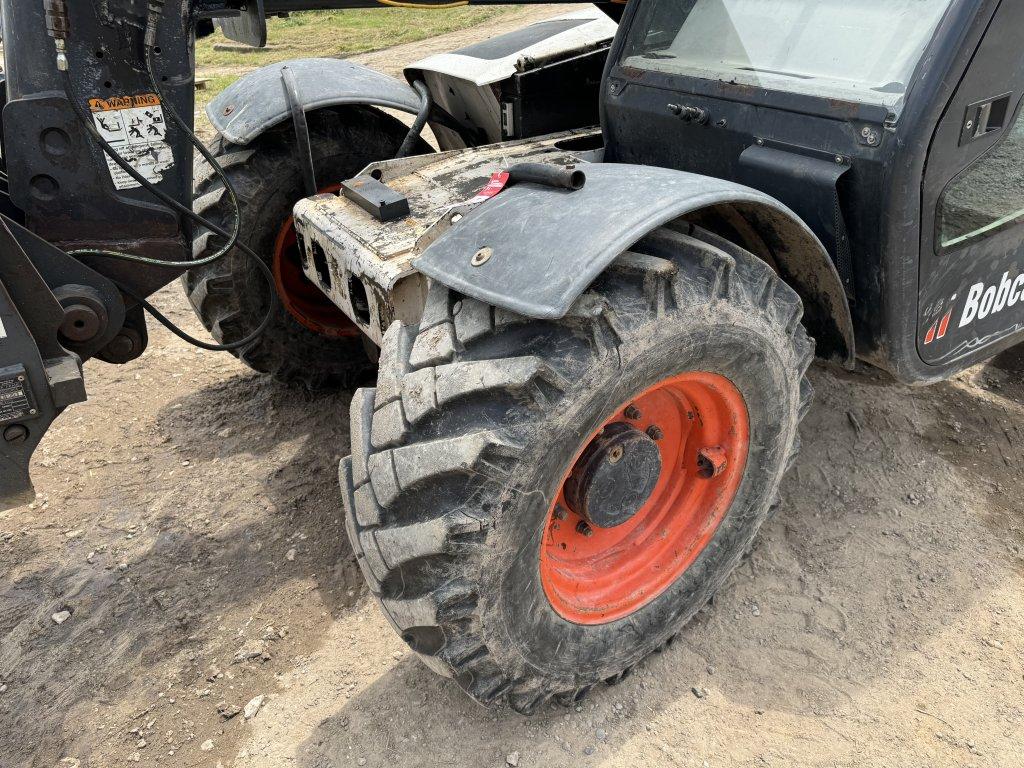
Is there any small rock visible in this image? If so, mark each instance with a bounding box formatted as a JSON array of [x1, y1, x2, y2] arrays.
[[243, 695, 265, 720], [596, 728, 607, 741], [357, 759, 366, 767], [136, 739, 147, 749], [583, 745, 595, 756], [691, 686, 708, 699], [232, 642, 264, 664], [985, 639, 1004, 650], [285, 548, 296, 562], [64, 529, 83, 539], [52, 610, 72, 625], [506, 751, 520, 767], [200, 739, 214, 752], [217, 701, 242, 720]]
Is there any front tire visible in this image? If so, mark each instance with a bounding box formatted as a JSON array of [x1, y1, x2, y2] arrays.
[[342, 222, 814, 712]]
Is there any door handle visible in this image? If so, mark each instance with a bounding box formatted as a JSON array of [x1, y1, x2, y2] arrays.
[[960, 93, 1012, 145]]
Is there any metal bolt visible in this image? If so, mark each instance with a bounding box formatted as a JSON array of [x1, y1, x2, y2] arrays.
[[867, 133, 878, 146], [607, 445, 625, 465], [223, 105, 235, 116], [470, 247, 493, 267], [3, 425, 28, 444], [835, 155, 845, 165], [646, 425, 664, 441], [966, 120, 974, 132], [624, 404, 641, 420], [576, 521, 594, 537], [756, 138, 765, 146], [861, 126, 872, 138], [553, 505, 568, 521], [105, 333, 137, 361]]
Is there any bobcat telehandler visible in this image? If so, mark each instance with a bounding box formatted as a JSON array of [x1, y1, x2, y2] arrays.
[[2, 0, 1023, 714]]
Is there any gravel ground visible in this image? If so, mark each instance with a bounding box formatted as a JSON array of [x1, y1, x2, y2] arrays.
[[2, 9, 1023, 768]]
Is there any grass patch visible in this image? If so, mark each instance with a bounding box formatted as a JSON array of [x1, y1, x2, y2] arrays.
[[196, 8, 520, 72]]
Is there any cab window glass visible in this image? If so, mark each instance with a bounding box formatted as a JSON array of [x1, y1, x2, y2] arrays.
[[939, 108, 1024, 248], [621, 0, 953, 118]]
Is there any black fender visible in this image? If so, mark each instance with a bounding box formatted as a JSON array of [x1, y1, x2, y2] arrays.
[[206, 58, 424, 146], [414, 163, 855, 366]]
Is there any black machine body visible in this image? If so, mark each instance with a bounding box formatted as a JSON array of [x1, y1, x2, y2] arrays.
[[603, 0, 1024, 383]]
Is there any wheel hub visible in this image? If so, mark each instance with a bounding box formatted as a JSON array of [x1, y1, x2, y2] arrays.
[[539, 371, 750, 625], [564, 422, 662, 529]]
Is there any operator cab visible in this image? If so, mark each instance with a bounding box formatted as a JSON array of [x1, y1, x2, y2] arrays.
[[604, 0, 1024, 383]]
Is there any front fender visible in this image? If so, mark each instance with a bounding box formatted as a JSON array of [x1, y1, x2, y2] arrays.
[[414, 163, 855, 365], [207, 58, 424, 146]]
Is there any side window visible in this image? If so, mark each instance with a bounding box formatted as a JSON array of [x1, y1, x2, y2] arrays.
[[938, 104, 1024, 249]]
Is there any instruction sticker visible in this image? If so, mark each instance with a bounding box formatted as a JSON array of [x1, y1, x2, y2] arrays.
[[89, 93, 174, 191]]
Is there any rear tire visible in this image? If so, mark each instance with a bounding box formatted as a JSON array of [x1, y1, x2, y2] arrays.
[[342, 222, 814, 712], [185, 107, 429, 390]]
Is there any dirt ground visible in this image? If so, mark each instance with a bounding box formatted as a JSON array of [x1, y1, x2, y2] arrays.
[[3, 9, 1024, 768]]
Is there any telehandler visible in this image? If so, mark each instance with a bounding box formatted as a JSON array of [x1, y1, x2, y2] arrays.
[[1, 0, 1022, 713]]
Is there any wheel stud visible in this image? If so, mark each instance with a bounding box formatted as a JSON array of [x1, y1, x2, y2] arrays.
[[646, 425, 664, 441], [624, 404, 642, 420], [696, 446, 728, 479], [553, 505, 568, 520], [576, 521, 594, 537]]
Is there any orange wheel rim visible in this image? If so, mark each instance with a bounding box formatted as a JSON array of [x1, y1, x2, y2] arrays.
[[272, 184, 360, 338], [539, 372, 750, 625]]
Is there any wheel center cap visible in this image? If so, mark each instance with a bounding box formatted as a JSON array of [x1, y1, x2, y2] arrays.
[[564, 422, 663, 528]]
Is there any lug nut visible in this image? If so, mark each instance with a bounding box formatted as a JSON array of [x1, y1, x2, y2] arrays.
[[646, 425, 664, 441], [576, 521, 594, 537], [553, 505, 568, 521], [624, 404, 641, 420], [607, 445, 625, 465]]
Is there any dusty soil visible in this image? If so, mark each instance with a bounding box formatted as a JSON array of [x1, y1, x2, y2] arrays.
[[3, 10, 1024, 768]]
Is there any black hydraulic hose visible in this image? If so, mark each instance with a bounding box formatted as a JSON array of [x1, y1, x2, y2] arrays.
[[506, 163, 587, 191], [59, 68, 243, 270], [111, 279, 272, 352], [396, 80, 433, 159]]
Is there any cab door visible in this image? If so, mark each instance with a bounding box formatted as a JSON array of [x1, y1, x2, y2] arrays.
[[918, 0, 1024, 365]]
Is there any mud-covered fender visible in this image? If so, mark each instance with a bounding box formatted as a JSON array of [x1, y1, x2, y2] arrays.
[[206, 58, 424, 146], [415, 163, 855, 366]]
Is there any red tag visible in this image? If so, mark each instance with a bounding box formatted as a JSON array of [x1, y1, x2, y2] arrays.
[[469, 171, 510, 204]]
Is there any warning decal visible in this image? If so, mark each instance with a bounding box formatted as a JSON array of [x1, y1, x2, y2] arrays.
[[89, 93, 174, 191]]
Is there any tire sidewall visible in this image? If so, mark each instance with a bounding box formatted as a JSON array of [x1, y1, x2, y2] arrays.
[[482, 307, 798, 683]]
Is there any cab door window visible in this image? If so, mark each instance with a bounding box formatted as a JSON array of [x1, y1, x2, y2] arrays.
[[938, 104, 1024, 249]]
